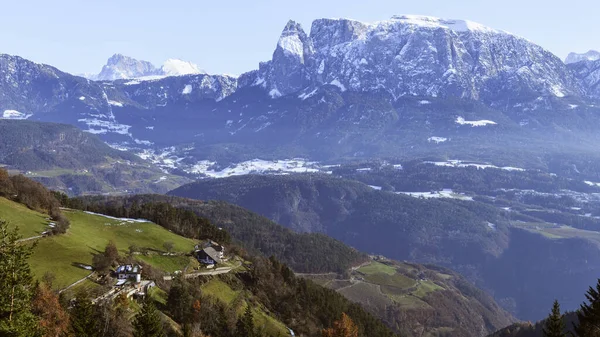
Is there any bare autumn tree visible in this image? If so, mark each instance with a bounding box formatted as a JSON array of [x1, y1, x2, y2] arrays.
[[31, 283, 70, 337]]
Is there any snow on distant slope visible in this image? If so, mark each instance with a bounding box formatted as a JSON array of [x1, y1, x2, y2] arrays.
[[189, 159, 321, 177], [161, 59, 204, 76], [455, 117, 497, 127], [2, 109, 31, 120], [565, 50, 600, 64]]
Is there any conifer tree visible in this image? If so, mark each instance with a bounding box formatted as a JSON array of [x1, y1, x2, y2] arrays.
[[0, 220, 40, 337], [133, 300, 165, 337], [236, 305, 255, 337], [575, 279, 600, 337], [69, 292, 99, 337], [543, 300, 566, 337]]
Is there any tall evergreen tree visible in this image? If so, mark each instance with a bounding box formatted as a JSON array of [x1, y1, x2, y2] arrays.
[[236, 305, 255, 337], [0, 220, 40, 337], [133, 300, 165, 337], [69, 293, 99, 337], [575, 279, 600, 337], [543, 300, 566, 337]]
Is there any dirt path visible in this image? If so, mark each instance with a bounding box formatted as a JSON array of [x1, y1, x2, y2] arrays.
[[59, 272, 94, 294], [17, 235, 43, 242]]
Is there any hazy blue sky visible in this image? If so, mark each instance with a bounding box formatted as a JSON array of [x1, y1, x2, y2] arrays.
[[1, 0, 597, 75]]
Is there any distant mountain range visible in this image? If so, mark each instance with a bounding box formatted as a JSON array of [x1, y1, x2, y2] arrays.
[[82, 53, 205, 81], [565, 50, 600, 64], [2, 15, 600, 172]]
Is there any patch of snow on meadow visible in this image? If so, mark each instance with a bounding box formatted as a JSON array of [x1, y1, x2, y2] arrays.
[[84, 211, 149, 223]]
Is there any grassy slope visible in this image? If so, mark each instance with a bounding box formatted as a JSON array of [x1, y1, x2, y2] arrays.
[[201, 279, 289, 336], [303, 259, 513, 337], [0, 197, 49, 238], [28, 208, 197, 288]]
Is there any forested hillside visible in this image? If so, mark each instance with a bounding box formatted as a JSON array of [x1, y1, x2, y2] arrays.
[[0, 120, 189, 194], [168, 174, 600, 321], [67, 193, 517, 336], [0, 172, 395, 337]]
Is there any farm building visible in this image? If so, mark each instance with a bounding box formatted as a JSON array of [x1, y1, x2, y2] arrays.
[[115, 264, 142, 285], [195, 247, 222, 265]]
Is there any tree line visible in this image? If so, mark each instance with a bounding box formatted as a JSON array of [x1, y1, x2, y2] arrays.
[[0, 168, 69, 235], [54, 193, 230, 245]]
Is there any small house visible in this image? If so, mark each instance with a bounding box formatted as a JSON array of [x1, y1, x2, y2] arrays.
[[115, 264, 142, 285], [206, 240, 225, 259], [196, 247, 222, 265]]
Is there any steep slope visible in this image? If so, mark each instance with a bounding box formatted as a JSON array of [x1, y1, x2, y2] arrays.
[[567, 58, 600, 98], [168, 174, 600, 321], [71, 193, 515, 336], [0, 176, 396, 337], [243, 16, 582, 105], [0, 120, 189, 194]]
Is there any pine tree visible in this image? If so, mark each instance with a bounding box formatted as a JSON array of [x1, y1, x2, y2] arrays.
[[236, 305, 255, 337], [574, 279, 600, 337], [543, 300, 566, 337], [70, 293, 99, 337], [0, 220, 40, 337], [133, 300, 165, 337]]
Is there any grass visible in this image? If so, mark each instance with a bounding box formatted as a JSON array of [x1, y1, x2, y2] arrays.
[[201, 279, 289, 336], [148, 287, 168, 306], [362, 273, 417, 289], [513, 221, 600, 245], [413, 280, 445, 298], [201, 279, 240, 305], [136, 255, 192, 273], [24, 168, 90, 178], [28, 209, 197, 289], [357, 261, 397, 275], [0, 197, 49, 238], [387, 294, 431, 309]]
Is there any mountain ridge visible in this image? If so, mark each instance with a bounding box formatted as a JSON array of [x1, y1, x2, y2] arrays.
[[87, 53, 206, 81]]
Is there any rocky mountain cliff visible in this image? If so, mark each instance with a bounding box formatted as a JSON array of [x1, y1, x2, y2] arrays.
[[89, 53, 205, 80], [242, 16, 583, 106], [3, 16, 600, 170]]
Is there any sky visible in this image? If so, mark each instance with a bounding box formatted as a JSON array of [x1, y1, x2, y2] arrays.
[[1, 0, 598, 76]]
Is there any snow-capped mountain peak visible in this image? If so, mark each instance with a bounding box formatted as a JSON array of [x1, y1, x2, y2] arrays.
[[565, 50, 600, 64], [160, 59, 205, 76], [244, 15, 581, 103], [96, 54, 158, 81], [89, 54, 204, 81], [388, 15, 500, 34]]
